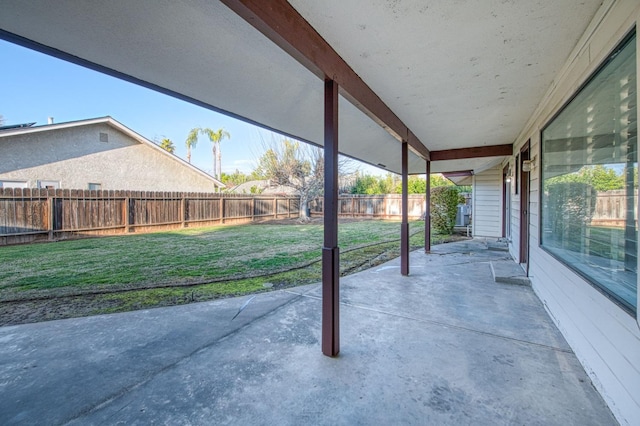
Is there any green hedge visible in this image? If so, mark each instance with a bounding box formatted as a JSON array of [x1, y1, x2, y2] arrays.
[[431, 186, 463, 234]]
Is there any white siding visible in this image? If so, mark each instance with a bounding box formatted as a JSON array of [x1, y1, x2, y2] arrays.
[[507, 2, 640, 424], [472, 166, 502, 238]]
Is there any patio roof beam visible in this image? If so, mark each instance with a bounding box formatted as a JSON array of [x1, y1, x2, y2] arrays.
[[220, 0, 430, 161], [430, 144, 513, 161], [442, 170, 474, 178]]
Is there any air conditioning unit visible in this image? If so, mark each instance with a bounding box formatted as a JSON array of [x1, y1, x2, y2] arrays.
[[455, 204, 471, 227]]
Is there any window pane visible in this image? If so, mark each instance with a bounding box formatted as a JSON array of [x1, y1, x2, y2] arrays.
[[541, 34, 637, 314]]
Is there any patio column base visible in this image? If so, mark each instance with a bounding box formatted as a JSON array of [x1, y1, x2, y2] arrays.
[[322, 246, 340, 357], [401, 222, 409, 275]]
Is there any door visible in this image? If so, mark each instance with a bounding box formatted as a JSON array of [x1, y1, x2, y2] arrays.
[[519, 143, 530, 271]]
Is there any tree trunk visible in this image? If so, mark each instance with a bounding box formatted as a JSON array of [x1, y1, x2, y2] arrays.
[[212, 145, 217, 178], [299, 196, 310, 221], [216, 143, 222, 180]]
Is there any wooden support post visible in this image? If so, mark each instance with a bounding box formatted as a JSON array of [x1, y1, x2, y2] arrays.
[[220, 196, 224, 224], [401, 141, 409, 276], [425, 160, 431, 253], [273, 197, 277, 219], [322, 79, 340, 357], [47, 196, 54, 241]]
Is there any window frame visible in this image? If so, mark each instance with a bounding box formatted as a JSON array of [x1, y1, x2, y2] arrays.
[[0, 180, 28, 189], [37, 180, 60, 189], [538, 29, 638, 317]]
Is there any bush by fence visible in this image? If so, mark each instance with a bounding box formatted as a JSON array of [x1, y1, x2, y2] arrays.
[[0, 188, 299, 245]]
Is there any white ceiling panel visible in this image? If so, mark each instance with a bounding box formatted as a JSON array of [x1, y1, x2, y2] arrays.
[[289, 0, 602, 151]]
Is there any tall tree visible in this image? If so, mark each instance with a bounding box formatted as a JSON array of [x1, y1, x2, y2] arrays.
[[255, 138, 323, 221], [185, 127, 201, 163], [159, 138, 176, 154], [201, 128, 230, 180]]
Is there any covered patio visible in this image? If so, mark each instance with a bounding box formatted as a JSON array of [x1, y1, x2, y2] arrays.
[[1, 1, 638, 423], [0, 240, 616, 425], [0, 0, 605, 355]]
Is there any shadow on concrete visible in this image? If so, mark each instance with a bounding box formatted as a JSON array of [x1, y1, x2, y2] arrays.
[[0, 240, 617, 425]]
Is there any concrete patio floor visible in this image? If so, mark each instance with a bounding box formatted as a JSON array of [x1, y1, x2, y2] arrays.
[[0, 240, 617, 425]]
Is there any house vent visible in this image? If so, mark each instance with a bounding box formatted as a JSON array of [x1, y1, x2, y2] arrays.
[[99, 132, 108, 143]]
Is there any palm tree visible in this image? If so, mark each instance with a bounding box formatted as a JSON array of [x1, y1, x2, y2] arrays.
[[185, 127, 200, 163], [159, 138, 176, 154], [201, 128, 230, 180]]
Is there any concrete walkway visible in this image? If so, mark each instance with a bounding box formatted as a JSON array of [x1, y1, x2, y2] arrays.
[[0, 240, 617, 425]]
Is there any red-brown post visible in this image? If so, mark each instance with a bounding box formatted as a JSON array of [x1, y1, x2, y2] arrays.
[[219, 196, 224, 224], [425, 160, 431, 252], [401, 141, 409, 276], [322, 78, 340, 357]]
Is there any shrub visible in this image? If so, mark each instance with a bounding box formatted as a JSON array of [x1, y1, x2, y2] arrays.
[[430, 186, 463, 234]]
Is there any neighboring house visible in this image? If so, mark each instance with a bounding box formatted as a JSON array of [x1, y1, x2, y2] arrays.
[[228, 180, 271, 194], [229, 180, 298, 196], [0, 117, 224, 192]]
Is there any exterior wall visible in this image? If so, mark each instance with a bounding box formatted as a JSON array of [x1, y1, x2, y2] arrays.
[[507, 1, 640, 424], [0, 122, 219, 192], [472, 166, 502, 238]]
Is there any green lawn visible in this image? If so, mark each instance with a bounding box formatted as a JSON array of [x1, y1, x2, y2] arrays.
[[0, 220, 431, 295]]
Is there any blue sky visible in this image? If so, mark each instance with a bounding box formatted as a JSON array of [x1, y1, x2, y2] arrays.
[[0, 39, 381, 177]]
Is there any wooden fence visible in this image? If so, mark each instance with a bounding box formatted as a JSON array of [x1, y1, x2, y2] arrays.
[[311, 191, 632, 226], [310, 194, 428, 219], [591, 189, 638, 227], [0, 188, 299, 245]]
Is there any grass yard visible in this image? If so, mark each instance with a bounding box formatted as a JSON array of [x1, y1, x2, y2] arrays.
[[0, 219, 462, 325]]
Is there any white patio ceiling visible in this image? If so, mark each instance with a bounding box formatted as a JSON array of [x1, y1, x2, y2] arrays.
[[0, 0, 603, 175]]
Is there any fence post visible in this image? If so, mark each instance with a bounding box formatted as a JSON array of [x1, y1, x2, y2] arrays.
[[273, 198, 277, 219], [220, 196, 224, 224], [288, 198, 291, 219], [251, 197, 255, 222], [180, 197, 187, 228], [123, 197, 131, 233], [47, 196, 54, 241]]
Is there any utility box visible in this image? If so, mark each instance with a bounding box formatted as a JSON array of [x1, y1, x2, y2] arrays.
[[455, 204, 471, 226]]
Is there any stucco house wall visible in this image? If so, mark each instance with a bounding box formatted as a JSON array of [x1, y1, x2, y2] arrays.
[[0, 118, 223, 192], [493, 1, 640, 424]]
